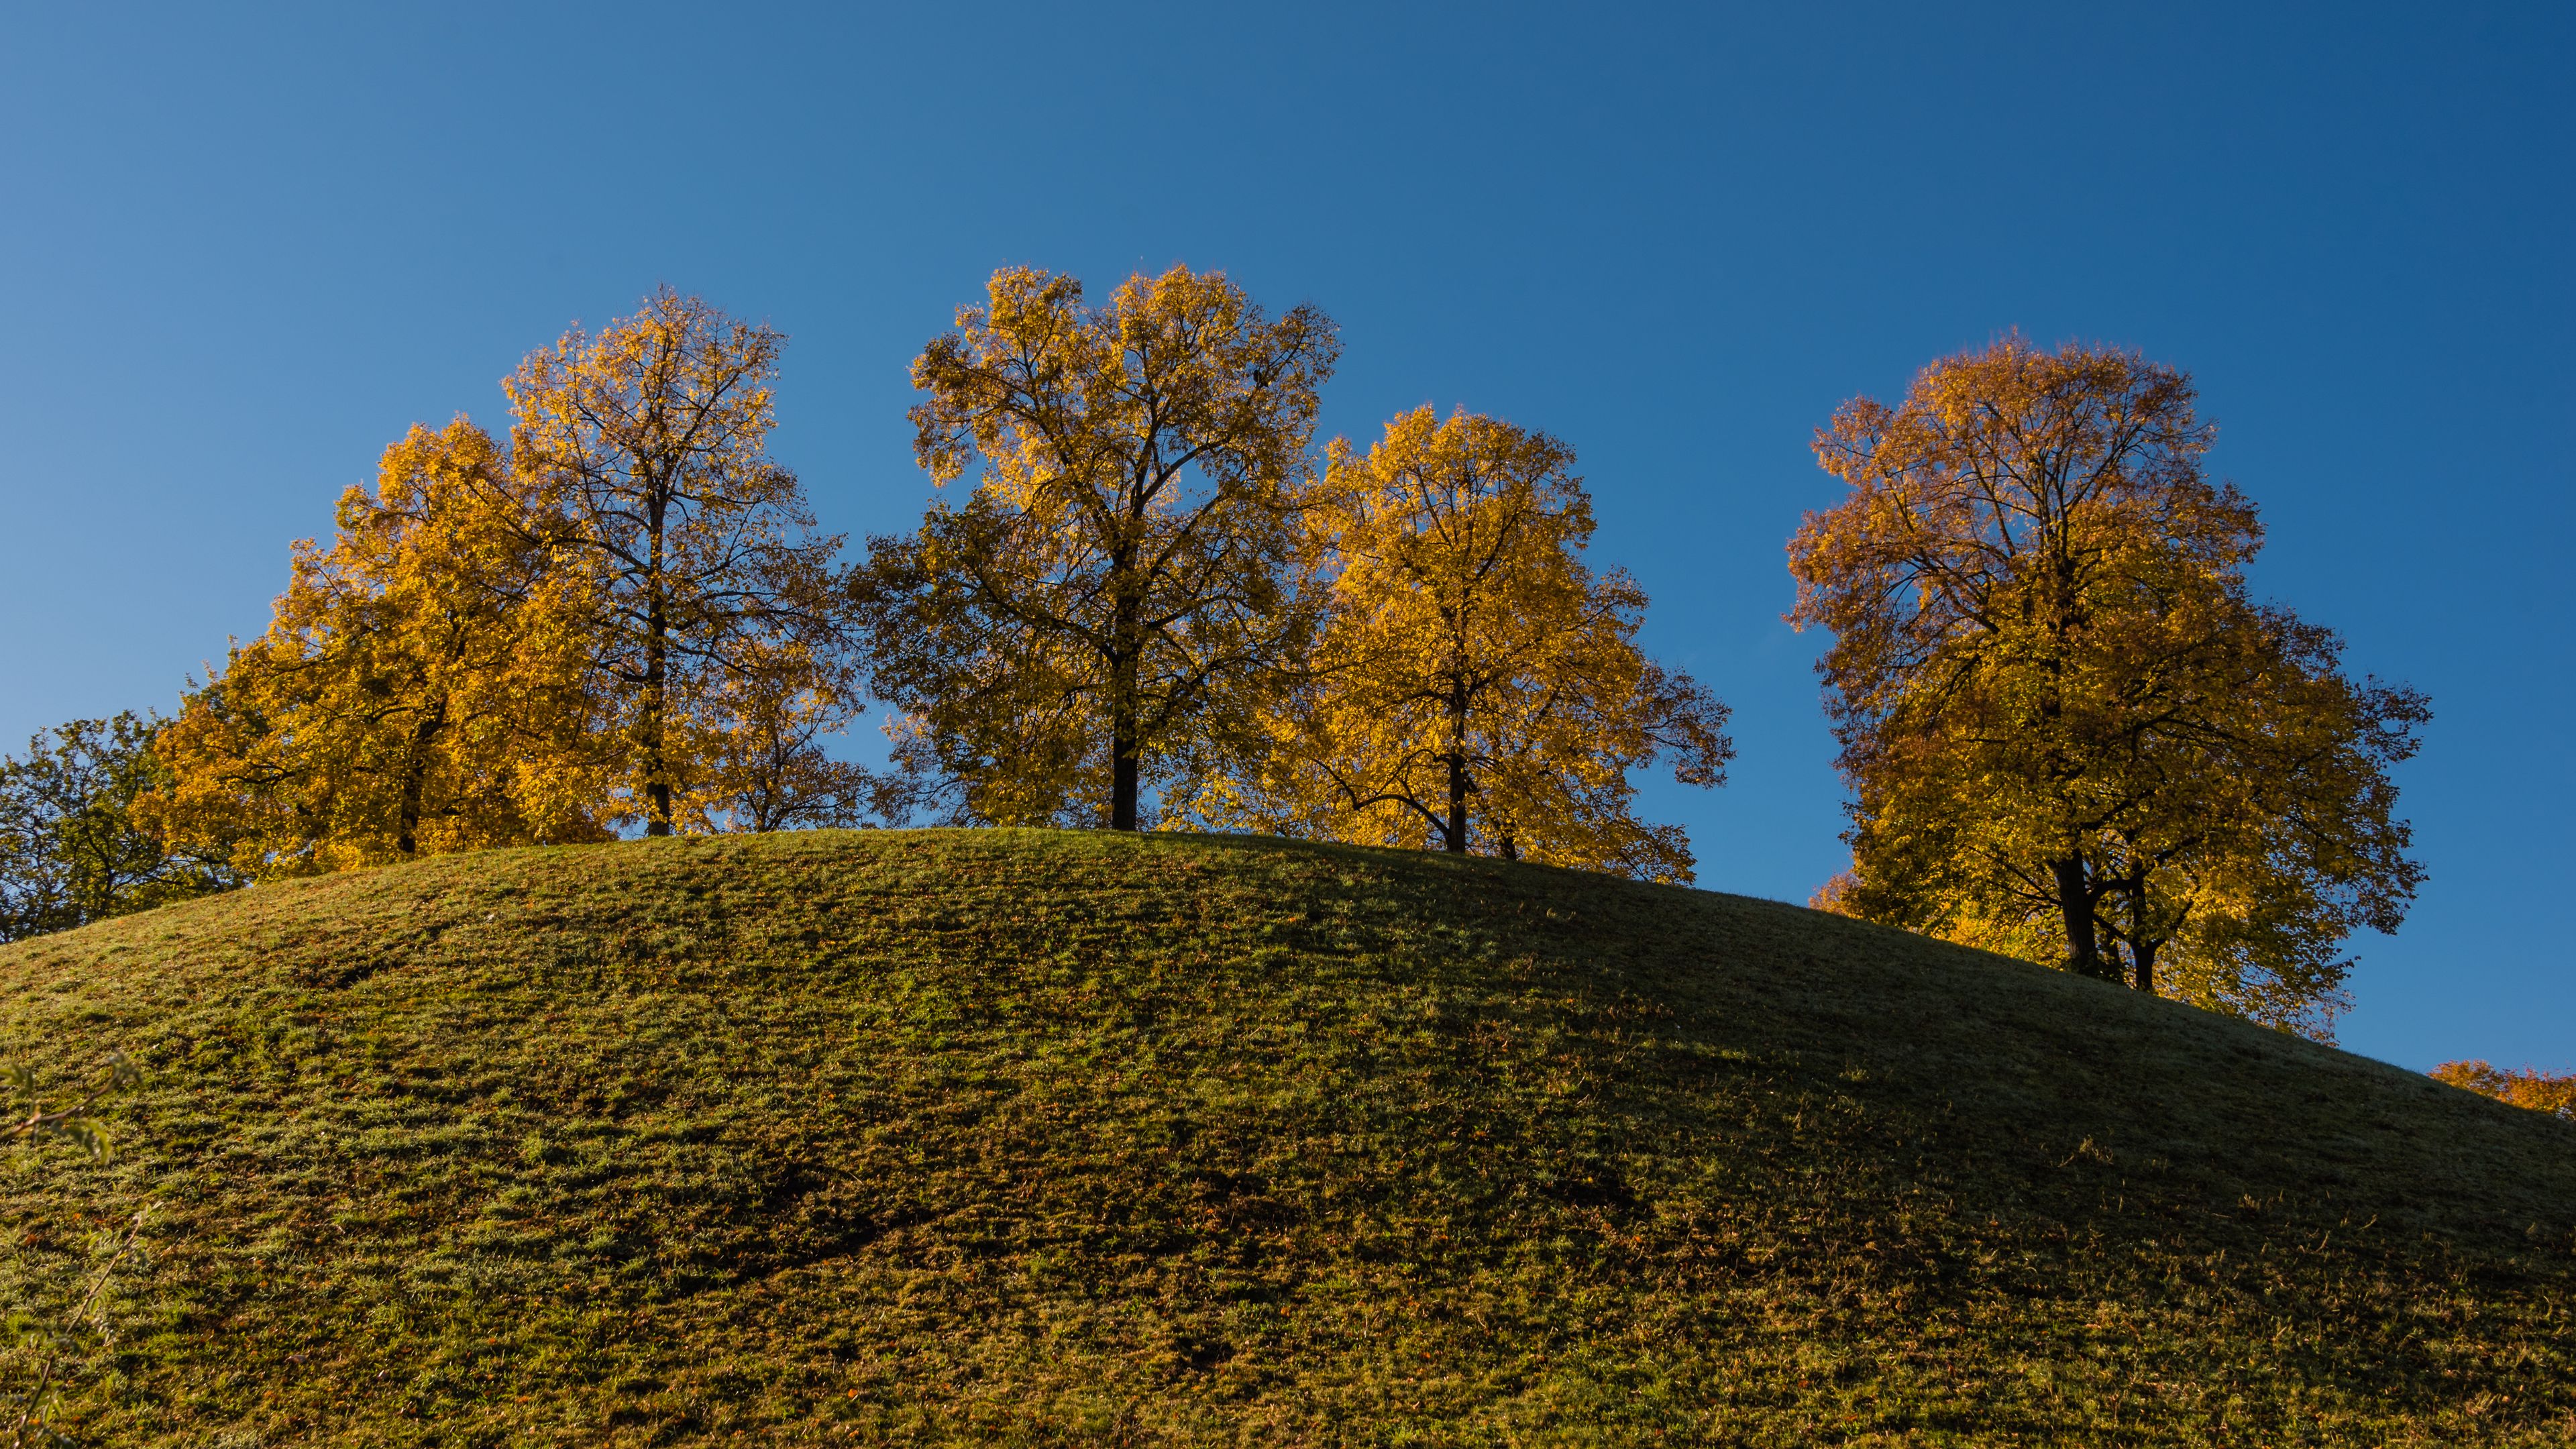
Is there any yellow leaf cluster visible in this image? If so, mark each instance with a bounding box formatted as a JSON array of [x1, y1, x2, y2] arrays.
[[1788, 335, 2424, 1038], [2430, 1061, 2576, 1122], [147, 419, 608, 876], [150, 290, 866, 875], [507, 288, 858, 837], [1197, 407, 1731, 883], [858, 266, 1336, 831], [861, 268, 1729, 871]]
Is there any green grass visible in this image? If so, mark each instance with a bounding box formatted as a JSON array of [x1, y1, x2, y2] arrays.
[[1, 828, 2571, 1445]]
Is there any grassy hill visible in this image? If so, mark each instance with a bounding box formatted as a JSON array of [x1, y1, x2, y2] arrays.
[[1, 828, 2571, 1446]]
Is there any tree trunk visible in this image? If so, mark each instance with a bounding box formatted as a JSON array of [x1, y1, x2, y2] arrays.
[[1108, 574, 1142, 831], [2051, 855, 2104, 979], [394, 698, 447, 856], [1110, 698, 1140, 833], [643, 635, 671, 835], [2129, 867, 2157, 994], [643, 484, 673, 837], [1442, 678, 1469, 852]]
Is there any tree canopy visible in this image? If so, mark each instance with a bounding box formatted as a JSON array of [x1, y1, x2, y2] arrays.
[[1203, 407, 1729, 881], [151, 292, 865, 880], [150, 418, 605, 876], [24, 276, 2448, 1046], [853, 266, 1338, 830], [507, 287, 857, 837], [2432, 1061, 2576, 1122], [1789, 335, 2424, 1037]]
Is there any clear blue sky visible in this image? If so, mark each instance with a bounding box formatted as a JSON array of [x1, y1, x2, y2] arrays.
[[2, 3, 2567, 1072]]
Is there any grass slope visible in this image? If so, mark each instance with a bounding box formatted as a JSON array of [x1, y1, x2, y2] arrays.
[[1, 828, 2572, 1446]]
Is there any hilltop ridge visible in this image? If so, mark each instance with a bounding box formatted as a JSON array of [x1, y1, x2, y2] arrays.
[[1, 828, 2569, 1445]]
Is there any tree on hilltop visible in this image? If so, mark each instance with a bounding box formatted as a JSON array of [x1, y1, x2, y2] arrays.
[[154, 294, 867, 872], [507, 288, 859, 836], [852, 265, 1338, 830], [1789, 335, 2423, 1038], [1202, 407, 1731, 882], [149, 418, 605, 877]]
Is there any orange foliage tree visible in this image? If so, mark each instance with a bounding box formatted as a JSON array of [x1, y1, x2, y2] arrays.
[[150, 419, 608, 875], [506, 288, 859, 836], [1788, 336, 2425, 1037], [156, 291, 868, 873], [853, 266, 1337, 830], [1202, 407, 1730, 881], [2430, 1061, 2576, 1122]]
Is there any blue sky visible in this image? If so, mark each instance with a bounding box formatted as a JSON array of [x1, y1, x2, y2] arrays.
[[2, 3, 2567, 1071]]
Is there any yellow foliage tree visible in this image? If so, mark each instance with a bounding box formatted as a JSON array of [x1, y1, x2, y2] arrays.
[[2430, 1061, 2576, 1122], [158, 294, 871, 869], [1788, 336, 2425, 1036], [506, 288, 859, 835], [1207, 407, 1731, 881], [853, 266, 1338, 830], [148, 419, 607, 875]]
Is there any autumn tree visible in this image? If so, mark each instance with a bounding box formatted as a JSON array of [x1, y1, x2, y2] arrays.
[[148, 419, 606, 875], [853, 265, 1338, 830], [156, 295, 863, 869], [0, 713, 237, 942], [1788, 335, 2424, 1037], [2430, 1061, 2576, 1122], [506, 288, 857, 835], [1204, 407, 1731, 882], [703, 646, 891, 832]]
